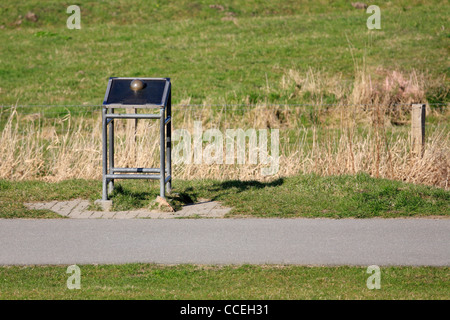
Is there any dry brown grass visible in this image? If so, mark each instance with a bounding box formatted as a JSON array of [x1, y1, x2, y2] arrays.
[[1, 69, 448, 188], [280, 67, 449, 125], [1, 107, 448, 189]]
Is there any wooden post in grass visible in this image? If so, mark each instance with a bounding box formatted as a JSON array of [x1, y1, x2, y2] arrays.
[[411, 104, 426, 157]]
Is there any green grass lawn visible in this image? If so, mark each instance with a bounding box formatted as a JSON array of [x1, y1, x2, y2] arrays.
[[0, 264, 448, 299], [1, 173, 448, 218], [179, 173, 450, 218], [0, 0, 448, 106]]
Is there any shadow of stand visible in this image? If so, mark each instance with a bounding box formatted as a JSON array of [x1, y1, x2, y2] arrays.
[[193, 178, 285, 201]]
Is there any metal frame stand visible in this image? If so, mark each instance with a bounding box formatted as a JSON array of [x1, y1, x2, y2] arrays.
[[101, 86, 172, 200]]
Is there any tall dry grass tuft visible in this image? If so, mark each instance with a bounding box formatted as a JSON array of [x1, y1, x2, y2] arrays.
[[296, 126, 449, 189], [281, 68, 348, 103], [349, 69, 426, 106], [281, 67, 434, 125]]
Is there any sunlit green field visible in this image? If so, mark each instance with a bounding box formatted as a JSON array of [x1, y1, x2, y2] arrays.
[[0, 0, 448, 106], [0, 264, 448, 299]]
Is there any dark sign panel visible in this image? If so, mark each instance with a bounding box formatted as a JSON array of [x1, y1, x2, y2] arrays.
[[104, 78, 169, 106]]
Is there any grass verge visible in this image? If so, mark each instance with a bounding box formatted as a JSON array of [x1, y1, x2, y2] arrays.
[[0, 264, 448, 299], [0, 179, 100, 218], [180, 173, 450, 218], [1, 173, 448, 218]]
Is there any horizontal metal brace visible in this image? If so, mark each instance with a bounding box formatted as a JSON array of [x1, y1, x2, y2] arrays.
[[105, 174, 161, 180], [112, 167, 167, 173], [103, 104, 164, 109], [106, 114, 160, 119]]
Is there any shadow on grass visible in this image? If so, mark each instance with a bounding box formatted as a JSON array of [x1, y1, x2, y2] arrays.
[[111, 184, 155, 201], [203, 178, 285, 201], [108, 178, 285, 211], [109, 184, 157, 211], [110, 183, 196, 211], [216, 178, 284, 191]]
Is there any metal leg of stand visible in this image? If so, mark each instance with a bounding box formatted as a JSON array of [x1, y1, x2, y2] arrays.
[[108, 107, 114, 195], [159, 107, 166, 198], [166, 91, 172, 194], [102, 107, 108, 200]]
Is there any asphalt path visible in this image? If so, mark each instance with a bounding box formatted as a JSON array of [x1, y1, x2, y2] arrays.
[[0, 218, 449, 266]]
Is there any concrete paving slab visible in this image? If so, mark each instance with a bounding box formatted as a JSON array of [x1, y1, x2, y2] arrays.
[[24, 199, 230, 219], [25, 202, 45, 210], [68, 200, 90, 216], [126, 211, 140, 219], [101, 212, 116, 219], [72, 211, 94, 219], [58, 200, 79, 216], [113, 212, 133, 219], [89, 211, 105, 219], [135, 212, 152, 218]]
